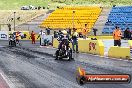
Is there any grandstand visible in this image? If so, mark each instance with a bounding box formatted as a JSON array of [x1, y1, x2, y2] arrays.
[[40, 6, 102, 32], [0, 10, 47, 31], [15, 11, 49, 33], [102, 6, 132, 34]]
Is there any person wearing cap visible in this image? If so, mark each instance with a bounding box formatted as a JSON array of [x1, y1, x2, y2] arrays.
[[46, 27, 50, 35], [58, 29, 70, 50], [113, 26, 122, 46], [71, 28, 79, 53]]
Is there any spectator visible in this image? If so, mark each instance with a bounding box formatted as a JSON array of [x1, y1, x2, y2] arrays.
[[38, 30, 43, 45], [124, 28, 131, 40], [7, 24, 11, 31], [38, 6, 41, 10], [68, 28, 71, 35], [127, 28, 131, 39], [78, 32, 83, 38], [31, 31, 36, 44], [113, 26, 122, 46], [71, 28, 79, 53], [82, 24, 89, 39], [43, 7, 45, 9], [54, 31, 58, 38], [17, 17, 20, 21], [16, 31, 20, 44], [93, 28, 98, 36], [35, 7, 38, 9], [124, 28, 128, 39], [41, 31, 47, 46], [58, 30, 62, 35], [10, 18, 13, 21], [46, 27, 50, 35]]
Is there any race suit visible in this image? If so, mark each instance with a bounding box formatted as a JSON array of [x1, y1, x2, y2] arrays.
[[31, 32, 35, 44], [58, 34, 70, 50]]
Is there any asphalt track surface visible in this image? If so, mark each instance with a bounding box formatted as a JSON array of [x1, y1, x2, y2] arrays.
[[0, 40, 132, 88]]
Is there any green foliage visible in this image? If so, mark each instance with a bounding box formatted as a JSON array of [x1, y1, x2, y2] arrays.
[[0, 0, 131, 10]]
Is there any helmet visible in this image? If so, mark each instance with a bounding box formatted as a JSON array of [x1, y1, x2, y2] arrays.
[[62, 30, 67, 35]]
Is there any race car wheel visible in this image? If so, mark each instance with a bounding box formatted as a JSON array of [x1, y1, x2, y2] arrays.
[[68, 50, 72, 61], [55, 50, 59, 60]]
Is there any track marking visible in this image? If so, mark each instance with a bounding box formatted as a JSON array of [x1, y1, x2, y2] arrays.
[[0, 72, 15, 88]]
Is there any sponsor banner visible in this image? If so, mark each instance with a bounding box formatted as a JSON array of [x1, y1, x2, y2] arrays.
[[0, 31, 8, 40], [85, 74, 130, 83], [78, 39, 104, 56], [76, 67, 131, 85]]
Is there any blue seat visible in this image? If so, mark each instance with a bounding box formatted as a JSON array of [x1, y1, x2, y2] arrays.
[[103, 6, 132, 34]]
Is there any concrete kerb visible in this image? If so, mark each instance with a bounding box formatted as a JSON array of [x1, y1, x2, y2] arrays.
[[108, 46, 130, 59]]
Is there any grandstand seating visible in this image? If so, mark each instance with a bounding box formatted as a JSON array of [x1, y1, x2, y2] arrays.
[[40, 6, 102, 32], [102, 6, 132, 34], [0, 10, 47, 31]]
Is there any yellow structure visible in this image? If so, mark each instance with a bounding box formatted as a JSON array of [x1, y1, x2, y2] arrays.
[[53, 38, 104, 56], [78, 39, 104, 56], [40, 6, 102, 32], [108, 46, 130, 59], [53, 39, 72, 48], [128, 40, 132, 47], [88, 36, 113, 39]]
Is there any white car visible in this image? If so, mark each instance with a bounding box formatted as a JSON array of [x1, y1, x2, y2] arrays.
[[21, 6, 30, 10]]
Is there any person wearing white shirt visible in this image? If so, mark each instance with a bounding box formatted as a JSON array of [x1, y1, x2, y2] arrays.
[[38, 30, 46, 46]]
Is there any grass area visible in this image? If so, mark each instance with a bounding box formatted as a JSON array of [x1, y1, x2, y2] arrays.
[[0, 0, 132, 10], [0, 0, 50, 10]]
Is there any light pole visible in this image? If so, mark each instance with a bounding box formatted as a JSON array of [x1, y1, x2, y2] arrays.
[[72, 10, 75, 28], [14, 12, 16, 31]]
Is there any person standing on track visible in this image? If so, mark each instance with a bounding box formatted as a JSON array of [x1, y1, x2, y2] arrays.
[[16, 31, 20, 44], [38, 30, 43, 45], [113, 26, 122, 47], [82, 24, 89, 39], [71, 28, 79, 53], [31, 31, 36, 44]]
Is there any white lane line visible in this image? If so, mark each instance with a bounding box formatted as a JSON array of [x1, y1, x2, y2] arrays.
[[0, 73, 15, 88]]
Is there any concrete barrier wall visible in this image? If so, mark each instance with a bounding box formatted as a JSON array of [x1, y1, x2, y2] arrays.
[[128, 40, 132, 47], [78, 39, 104, 56], [88, 36, 113, 39], [108, 46, 130, 59], [53, 38, 104, 56], [53, 39, 59, 48]]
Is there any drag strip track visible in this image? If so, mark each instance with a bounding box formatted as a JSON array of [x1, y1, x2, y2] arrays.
[[13, 47, 132, 74], [0, 47, 132, 88], [0, 47, 83, 88]]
